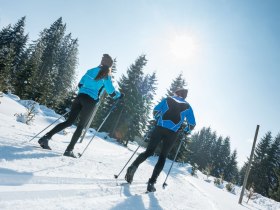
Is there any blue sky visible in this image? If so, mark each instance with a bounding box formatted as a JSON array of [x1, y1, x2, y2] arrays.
[[1, 0, 279, 166]]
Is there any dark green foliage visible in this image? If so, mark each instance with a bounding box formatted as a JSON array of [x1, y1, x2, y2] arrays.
[[0, 17, 28, 92], [187, 127, 239, 184], [243, 132, 280, 200], [269, 168, 280, 201], [0, 17, 78, 111], [247, 132, 273, 196], [267, 133, 280, 200], [23, 18, 78, 109]]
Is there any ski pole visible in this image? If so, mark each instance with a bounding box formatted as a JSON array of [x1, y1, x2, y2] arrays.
[[78, 99, 120, 158], [114, 145, 141, 179], [113, 126, 154, 179], [26, 109, 70, 143], [162, 139, 184, 189]]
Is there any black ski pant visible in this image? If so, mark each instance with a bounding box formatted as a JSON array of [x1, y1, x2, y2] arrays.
[[45, 93, 97, 151], [132, 126, 178, 183]]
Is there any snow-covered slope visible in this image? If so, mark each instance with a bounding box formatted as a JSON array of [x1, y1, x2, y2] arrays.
[[0, 93, 279, 210]]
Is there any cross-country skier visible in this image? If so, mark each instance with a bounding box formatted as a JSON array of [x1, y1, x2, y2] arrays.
[[125, 88, 196, 192], [38, 54, 123, 158]]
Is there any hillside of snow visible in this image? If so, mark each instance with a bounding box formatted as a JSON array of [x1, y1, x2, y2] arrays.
[[0, 93, 279, 210]]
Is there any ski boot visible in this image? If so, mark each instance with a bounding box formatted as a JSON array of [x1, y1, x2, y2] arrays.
[[63, 150, 77, 158], [147, 179, 156, 192], [38, 135, 51, 150], [125, 165, 138, 184]]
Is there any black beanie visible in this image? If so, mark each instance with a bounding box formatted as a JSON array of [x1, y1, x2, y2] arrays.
[[101, 54, 113, 67], [175, 88, 188, 99]]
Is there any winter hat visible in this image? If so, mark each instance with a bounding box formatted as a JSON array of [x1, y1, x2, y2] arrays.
[[175, 88, 188, 99], [101, 54, 113, 67]]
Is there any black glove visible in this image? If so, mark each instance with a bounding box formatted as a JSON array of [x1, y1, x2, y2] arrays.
[[119, 92, 125, 99]]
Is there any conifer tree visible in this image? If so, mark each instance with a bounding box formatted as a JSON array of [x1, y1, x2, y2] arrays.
[[248, 132, 273, 196], [187, 127, 216, 169], [224, 150, 239, 183], [22, 17, 78, 108], [269, 168, 280, 202], [268, 133, 280, 199], [165, 72, 187, 98], [100, 55, 156, 146], [114, 55, 147, 145], [20, 41, 45, 100], [0, 17, 28, 92], [52, 33, 78, 108]]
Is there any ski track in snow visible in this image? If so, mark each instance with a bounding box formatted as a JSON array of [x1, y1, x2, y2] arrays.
[[0, 179, 147, 202], [184, 176, 219, 210]]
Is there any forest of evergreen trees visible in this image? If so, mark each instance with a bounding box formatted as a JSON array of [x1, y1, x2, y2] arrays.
[[0, 17, 279, 201]]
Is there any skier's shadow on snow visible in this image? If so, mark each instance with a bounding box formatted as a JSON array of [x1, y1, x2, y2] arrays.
[[110, 184, 163, 210], [0, 145, 58, 161], [0, 167, 33, 186]]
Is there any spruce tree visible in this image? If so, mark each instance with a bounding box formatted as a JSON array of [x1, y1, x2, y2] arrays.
[[20, 40, 45, 100], [268, 133, 280, 199], [224, 150, 239, 183], [0, 17, 28, 92], [52, 33, 78, 109], [269, 168, 280, 202], [100, 55, 155, 146], [248, 132, 273, 196], [165, 72, 187, 98], [187, 127, 216, 170], [22, 17, 78, 108]]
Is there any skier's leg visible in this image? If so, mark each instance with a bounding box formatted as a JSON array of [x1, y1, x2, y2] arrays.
[[125, 126, 162, 183], [38, 96, 82, 149], [148, 129, 177, 191], [65, 94, 97, 153], [132, 126, 162, 166]]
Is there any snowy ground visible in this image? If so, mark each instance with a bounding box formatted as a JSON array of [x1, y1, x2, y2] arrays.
[[0, 93, 279, 210]]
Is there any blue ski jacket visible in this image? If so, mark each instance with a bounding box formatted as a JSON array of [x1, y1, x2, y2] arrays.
[[78, 66, 120, 100], [154, 96, 196, 133]]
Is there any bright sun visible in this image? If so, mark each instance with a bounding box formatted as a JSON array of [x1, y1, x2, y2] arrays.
[[168, 33, 199, 61]]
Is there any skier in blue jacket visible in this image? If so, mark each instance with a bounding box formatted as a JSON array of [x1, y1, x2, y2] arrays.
[[38, 54, 123, 158], [125, 88, 196, 192]]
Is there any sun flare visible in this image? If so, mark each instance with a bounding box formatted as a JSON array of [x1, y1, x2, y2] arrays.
[[168, 33, 199, 61]]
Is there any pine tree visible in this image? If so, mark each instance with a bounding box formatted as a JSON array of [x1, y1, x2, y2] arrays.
[[22, 17, 78, 108], [187, 127, 216, 169], [165, 72, 187, 97], [248, 132, 273, 196], [0, 17, 28, 92], [268, 133, 280, 200], [20, 40, 45, 100], [269, 168, 280, 202], [115, 55, 147, 145], [52, 33, 78, 109], [224, 150, 239, 183], [100, 55, 155, 146], [33, 17, 66, 106]]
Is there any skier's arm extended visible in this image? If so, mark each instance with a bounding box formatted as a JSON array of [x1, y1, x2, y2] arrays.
[[103, 76, 121, 99], [184, 106, 196, 134]]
